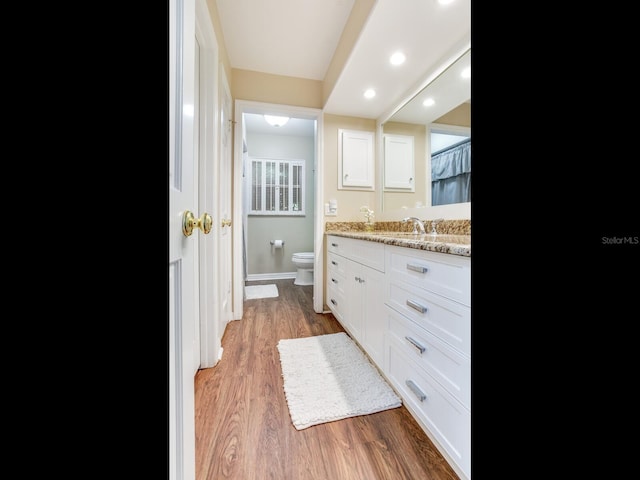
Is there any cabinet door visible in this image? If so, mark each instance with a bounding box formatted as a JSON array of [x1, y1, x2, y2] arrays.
[[344, 259, 364, 341], [384, 134, 414, 190], [338, 129, 375, 190], [360, 265, 386, 368]]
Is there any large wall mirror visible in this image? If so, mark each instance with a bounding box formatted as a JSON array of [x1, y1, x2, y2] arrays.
[[380, 49, 471, 214]]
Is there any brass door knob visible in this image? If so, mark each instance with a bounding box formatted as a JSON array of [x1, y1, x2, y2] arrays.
[[221, 218, 232, 227], [182, 211, 213, 236]]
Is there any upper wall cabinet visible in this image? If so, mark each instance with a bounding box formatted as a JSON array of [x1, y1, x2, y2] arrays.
[[383, 134, 414, 191], [338, 129, 375, 190]]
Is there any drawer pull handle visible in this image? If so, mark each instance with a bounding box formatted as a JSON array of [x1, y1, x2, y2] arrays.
[[406, 299, 427, 314], [406, 380, 427, 402], [331, 260, 338, 266], [331, 243, 338, 247], [405, 336, 426, 354], [331, 278, 338, 284], [406, 263, 428, 273], [331, 299, 338, 306]]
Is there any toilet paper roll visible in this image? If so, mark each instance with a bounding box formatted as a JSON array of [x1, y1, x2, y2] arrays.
[[272, 239, 283, 249]]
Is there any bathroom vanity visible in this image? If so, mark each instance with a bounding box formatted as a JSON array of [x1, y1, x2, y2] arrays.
[[325, 230, 471, 480]]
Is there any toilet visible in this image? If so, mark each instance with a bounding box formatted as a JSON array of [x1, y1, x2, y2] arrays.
[[292, 252, 314, 285]]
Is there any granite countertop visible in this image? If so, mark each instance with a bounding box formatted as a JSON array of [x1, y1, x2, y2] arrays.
[[325, 230, 471, 257]]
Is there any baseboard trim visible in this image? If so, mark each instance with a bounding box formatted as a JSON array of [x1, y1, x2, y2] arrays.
[[246, 272, 297, 282]]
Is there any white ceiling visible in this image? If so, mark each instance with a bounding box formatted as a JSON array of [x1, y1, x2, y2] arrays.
[[216, 0, 470, 130]]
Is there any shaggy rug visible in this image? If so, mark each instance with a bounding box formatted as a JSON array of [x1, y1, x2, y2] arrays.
[[245, 284, 279, 300], [276, 332, 402, 430]]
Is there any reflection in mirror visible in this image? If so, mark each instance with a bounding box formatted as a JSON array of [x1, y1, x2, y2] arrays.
[[382, 49, 470, 212]]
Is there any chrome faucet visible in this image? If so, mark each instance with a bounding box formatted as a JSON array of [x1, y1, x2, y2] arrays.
[[402, 216, 426, 234], [430, 218, 444, 235]]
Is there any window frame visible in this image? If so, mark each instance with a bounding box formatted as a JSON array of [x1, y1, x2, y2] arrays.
[[248, 157, 306, 216]]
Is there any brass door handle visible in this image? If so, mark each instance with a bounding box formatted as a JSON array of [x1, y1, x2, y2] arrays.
[[221, 218, 232, 227], [182, 211, 213, 236]]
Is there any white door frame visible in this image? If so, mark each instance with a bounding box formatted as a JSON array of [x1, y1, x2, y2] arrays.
[[232, 101, 325, 319], [217, 63, 233, 330]]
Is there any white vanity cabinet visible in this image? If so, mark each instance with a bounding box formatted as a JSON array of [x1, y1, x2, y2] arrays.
[[325, 233, 471, 480], [383, 245, 471, 480], [326, 235, 386, 368]]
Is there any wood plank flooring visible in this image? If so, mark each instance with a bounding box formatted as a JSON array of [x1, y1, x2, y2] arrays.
[[194, 279, 460, 480]]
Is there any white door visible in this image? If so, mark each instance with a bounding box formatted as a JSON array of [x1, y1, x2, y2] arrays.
[[169, 0, 200, 478], [196, 0, 221, 369], [218, 67, 233, 325]]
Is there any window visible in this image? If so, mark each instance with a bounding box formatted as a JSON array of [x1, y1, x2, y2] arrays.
[[249, 158, 305, 215]]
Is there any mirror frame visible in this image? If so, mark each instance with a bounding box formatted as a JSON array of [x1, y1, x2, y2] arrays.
[[375, 43, 471, 221]]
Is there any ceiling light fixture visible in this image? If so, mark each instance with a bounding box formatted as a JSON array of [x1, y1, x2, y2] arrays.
[[364, 89, 376, 99], [422, 98, 435, 107], [460, 66, 471, 79], [390, 52, 406, 65], [438, 0, 456, 5], [264, 115, 289, 127]]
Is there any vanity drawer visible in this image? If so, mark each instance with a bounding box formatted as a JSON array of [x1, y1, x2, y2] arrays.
[[387, 342, 470, 480], [386, 305, 470, 409], [386, 245, 470, 306], [328, 235, 384, 272], [327, 235, 350, 257], [326, 282, 346, 323], [326, 268, 346, 297], [327, 252, 347, 277], [386, 280, 470, 357]]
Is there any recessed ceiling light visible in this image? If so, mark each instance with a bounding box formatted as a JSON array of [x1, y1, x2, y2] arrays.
[[364, 89, 376, 99], [264, 115, 289, 127], [423, 98, 435, 107], [461, 66, 471, 78], [390, 52, 406, 65], [438, 0, 456, 5]]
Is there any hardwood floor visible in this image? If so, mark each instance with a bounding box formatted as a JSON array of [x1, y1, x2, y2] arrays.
[[194, 279, 460, 480]]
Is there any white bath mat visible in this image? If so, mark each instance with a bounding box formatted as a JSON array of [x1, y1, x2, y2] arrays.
[[245, 284, 279, 300], [277, 332, 402, 430]]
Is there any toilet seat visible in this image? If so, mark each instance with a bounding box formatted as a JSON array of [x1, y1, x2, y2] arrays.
[[292, 252, 314, 260]]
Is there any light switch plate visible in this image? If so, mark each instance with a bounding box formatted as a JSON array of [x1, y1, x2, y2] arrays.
[[324, 203, 337, 216]]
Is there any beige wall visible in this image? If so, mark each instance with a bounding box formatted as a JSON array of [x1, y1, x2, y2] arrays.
[[435, 102, 471, 127], [232, 70, 323, 108]]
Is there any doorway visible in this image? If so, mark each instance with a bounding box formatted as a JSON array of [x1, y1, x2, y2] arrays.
[[232, 101, 325, 319], [242, 113, 315, 285]]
